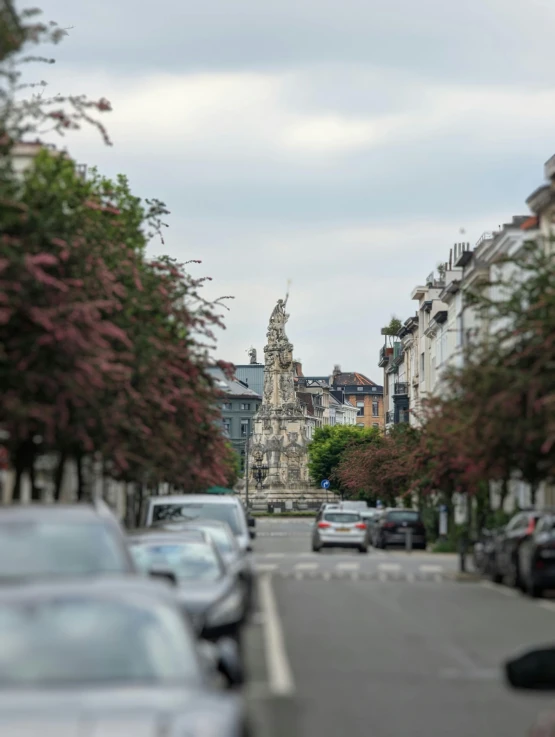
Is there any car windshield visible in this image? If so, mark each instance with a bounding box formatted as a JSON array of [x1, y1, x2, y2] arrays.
[[324, 513, 360, 524], [0, 596, 200, 687], [0, 521, 126, 579], [129, 541, 223, 581], [151, 503, 242, 534], [190, 525, 236, 555], [387, 511, 420, 522]]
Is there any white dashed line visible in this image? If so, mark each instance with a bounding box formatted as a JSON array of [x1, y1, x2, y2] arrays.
[[378, 563, 402, 572], [335, 562, 360, 571], [255, 564, 279, 573], [263, 553, 285, 559], [294, 562, 319, 571], [419, 564, 444, 574]]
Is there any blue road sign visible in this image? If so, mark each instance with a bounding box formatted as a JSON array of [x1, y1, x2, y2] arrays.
[[439, 504, 448, 513], [376, 500, 383, 509], [321, 479, 331, 490]]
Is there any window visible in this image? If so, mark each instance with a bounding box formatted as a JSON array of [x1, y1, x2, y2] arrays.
[[372, 401, 379, 417], [222, 402, 232, 411], [357, 386, 363, 392], [372, 387, 377, 392], [240, 419, 250, 437], [356, 422, 364, 427], [372, 423, 379, 428], [356, 401, 364, 416], [240, 403, 251, 411], [222, 419, 231, 436], [420, 352, 425, 378]]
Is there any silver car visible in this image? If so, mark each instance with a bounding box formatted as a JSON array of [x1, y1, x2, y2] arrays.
[[312, 509, 369, 553]]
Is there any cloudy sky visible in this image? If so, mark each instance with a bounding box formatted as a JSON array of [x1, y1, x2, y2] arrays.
[[29, 0, 555, 380]]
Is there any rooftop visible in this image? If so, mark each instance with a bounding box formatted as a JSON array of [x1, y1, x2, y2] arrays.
[[333, 372, 376, 387], [206, 366, 261, 399]]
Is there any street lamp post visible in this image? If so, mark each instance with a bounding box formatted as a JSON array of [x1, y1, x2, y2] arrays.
[[244, 434, 250, 510]]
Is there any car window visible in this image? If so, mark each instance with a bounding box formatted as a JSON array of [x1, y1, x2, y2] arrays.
[[0, 521, 127, 579], [386, 511, 420, 523], [191, 525, 237, 555], [506, 514, 526, 531], [129, 541, 224, 581], [0, 596, 200, 688], [324, 513, 360, 524], [151, 503, 242, 534]]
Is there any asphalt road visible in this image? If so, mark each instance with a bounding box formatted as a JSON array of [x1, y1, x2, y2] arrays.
[[245, 517, 555, 737]]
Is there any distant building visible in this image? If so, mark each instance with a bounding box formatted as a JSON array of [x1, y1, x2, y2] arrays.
[[207, 367, 261, 470], [234, 364, 264, 397], [331, 368, 384, 430]]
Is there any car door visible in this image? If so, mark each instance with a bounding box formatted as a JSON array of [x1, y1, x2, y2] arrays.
[[499, 513, 530, 577], [520, 516, 549, 586]]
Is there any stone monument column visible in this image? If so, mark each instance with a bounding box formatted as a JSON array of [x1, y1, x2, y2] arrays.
[[248, 296, 313, 502]]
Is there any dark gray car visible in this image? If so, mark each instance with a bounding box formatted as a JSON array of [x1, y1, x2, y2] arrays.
[[0, 577, 247, 736], [0, 502, 135, 582], [128, 531, 248, 644], [153, 520, 256, 617]]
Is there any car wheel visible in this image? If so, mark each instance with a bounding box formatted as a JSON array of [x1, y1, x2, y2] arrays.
[[358, 545, 368, 554], [312, 543, 321, 553], [527, 579, 544, 598], [490, 569, 503, 584]]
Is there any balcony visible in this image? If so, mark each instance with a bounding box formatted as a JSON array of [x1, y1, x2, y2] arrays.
[[379, 346, 393, 368], [393, 382, 408, 396]]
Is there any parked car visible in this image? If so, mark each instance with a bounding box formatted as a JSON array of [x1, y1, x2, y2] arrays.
[[372, 508, 427, 549], [145, 494, 255, 553], [152, 519, 256, 616], [340, 501, 369, 512], [505, 644, 555, 736], [518, 512, 555, 597], [0, 501, 135, 582], [0, 576, 247, 736], [127, 529, 249, 645], [489, 509, 555, 587], [312, 509, 368, 553]]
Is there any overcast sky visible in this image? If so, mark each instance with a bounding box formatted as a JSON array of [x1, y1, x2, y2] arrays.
[[29, 0, 555, 380]]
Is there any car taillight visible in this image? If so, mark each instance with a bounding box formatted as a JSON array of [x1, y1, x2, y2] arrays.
[[318, 521, 331, 529], [383, 521, 396, 529], [525, 518, 536, 535], [355, 522, 367, 530]]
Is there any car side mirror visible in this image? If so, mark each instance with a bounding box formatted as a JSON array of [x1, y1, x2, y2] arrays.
[[248, 517, 256, 528], [148, 567, 177, 586], [505, 647, 555, 691], [216, 637, 244, 688]]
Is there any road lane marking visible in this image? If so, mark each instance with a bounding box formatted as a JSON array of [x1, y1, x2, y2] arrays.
[[378, 563, 402, 572], [255, 564, 279, 573], [294, 562, 318, 570], [294, 572, 304, 580], [323, 571, 331, 580], [335, 562, 360, 571], [419, 565, 443, 573], [406, 572, 415, 583], [259, 575, 295, 696], [263, 553, 285, 558], [480, 581, 517, 597]]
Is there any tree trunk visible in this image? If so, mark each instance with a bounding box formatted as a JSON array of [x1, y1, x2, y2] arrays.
[[76, 454, 85, 501], [498, 478, 509, 511], [531, 481, 539, 508], [53, 451, 67, 502], [11, 441, 34, 503]]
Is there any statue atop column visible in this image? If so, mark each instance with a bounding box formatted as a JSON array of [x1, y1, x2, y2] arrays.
[[247, 294, 312, 500]]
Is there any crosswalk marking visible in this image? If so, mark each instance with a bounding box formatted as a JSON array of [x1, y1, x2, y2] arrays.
[[406, 572, 415, 583], [294, 562, 318, 570], [378, 563, 402, 572], [255, 563, 279, 572], [419, 564, 443, 573], [264, 553, 286, 558], [335, 562, 360, 571]]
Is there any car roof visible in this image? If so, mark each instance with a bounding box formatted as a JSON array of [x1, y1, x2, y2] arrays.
[[160, 519, 235, 534], [148, 494, 241, 506], [127, 530, 209, 545], [0, 575, 178, 605], [0, 504, 113, 522]]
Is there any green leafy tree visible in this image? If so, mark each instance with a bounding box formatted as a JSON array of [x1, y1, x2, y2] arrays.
[[308, 424, 380, 494]]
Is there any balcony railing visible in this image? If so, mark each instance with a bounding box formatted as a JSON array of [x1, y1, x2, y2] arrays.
[[393, 382, 408, 395], [379, 346, 393, 367], [385, 410, 394, 424]]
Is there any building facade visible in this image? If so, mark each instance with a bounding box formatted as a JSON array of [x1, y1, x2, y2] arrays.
[[331, 369, 384, 430], [207, 367, 261, 470]]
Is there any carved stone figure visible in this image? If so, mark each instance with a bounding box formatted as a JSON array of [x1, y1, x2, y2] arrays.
[[247, 295, 312, 499]]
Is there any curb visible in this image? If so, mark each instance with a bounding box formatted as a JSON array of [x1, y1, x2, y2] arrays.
[[444, 571, 482, 582]]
